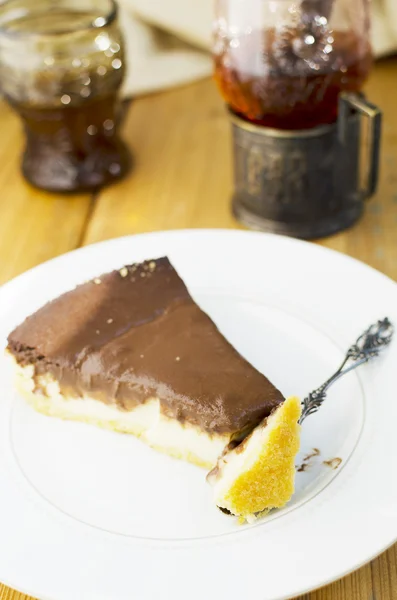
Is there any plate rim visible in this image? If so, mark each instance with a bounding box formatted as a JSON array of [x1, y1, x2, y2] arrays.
[[1, 228, 396, 296]]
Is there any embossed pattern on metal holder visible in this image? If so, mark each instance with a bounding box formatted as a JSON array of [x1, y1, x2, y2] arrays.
[[230, 93, 382, 240]]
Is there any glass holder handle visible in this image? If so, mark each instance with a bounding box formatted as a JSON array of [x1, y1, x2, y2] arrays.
[[338, 92, 382, 200]]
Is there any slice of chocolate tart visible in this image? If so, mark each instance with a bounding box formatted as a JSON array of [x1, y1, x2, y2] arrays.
[[6, 256, 300, 514]]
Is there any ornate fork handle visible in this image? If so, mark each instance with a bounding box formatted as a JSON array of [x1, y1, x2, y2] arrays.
[[299, 317, 394, 424]]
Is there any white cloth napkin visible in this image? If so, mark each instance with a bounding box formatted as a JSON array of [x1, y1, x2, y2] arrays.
[[119, 0, 397, 97], [119, 3, 212, 97]]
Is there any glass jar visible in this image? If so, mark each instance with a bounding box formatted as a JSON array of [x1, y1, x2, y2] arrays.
[[0, 0, 131, 192], [213, 0, 372, 129]]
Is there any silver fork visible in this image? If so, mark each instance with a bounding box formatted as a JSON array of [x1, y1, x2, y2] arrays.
[[299, 317, 394, 425]]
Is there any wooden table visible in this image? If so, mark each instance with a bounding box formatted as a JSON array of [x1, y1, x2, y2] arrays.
[[1, 56, 397, 600]]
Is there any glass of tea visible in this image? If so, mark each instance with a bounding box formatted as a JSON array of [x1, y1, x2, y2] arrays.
[[0, 0, 131, 192], [212, 0, 381, 239], [214, 0, 372, 130]]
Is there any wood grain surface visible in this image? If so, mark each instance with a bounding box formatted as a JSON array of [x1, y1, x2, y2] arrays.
[[1, 56, 397, 600]]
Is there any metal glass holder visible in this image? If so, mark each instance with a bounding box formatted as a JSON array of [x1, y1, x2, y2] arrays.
[[231, 93, 382, 239]]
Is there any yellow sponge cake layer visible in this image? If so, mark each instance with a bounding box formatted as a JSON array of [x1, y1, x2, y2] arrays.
[[208, 397, 301, 518]]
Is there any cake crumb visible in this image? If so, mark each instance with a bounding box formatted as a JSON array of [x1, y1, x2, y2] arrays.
[[94, 278, 101, 285], [107, 318, 113, 324], [119, 267, 128, 278], [140, 272, 146, 278], [245, 514, 258, 524], [296, 448, 321, 472], [149, 261, 156, 271], [175, 356, 180, 361], [140, 354, 144, 358], [323, 457, 342, 470], [297, 463, 308, 472], [303, 448, 320, 461], [96, 330, 100, 335]]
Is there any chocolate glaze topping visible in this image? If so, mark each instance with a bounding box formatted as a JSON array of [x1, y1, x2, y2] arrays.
[[7, 258, 284, 434]]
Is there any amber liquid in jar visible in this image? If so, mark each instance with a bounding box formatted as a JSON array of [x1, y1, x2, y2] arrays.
[[8, 85, 130, 192], [0, 6, 131, 192], [214, 29, 372, 129]]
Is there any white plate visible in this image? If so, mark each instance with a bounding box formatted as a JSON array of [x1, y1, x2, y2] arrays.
[[0, 230, 397, 600]]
